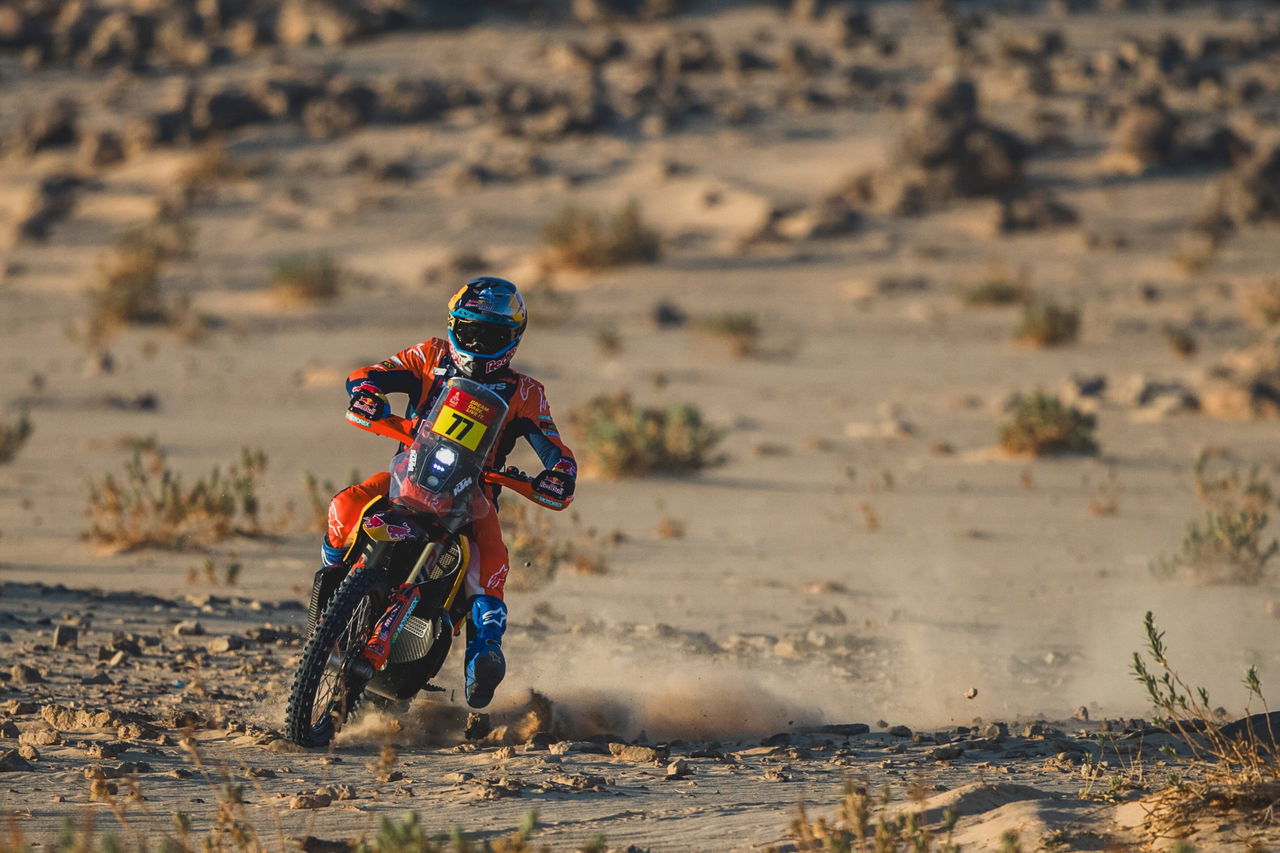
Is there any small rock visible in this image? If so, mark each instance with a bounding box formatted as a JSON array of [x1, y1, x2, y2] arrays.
[[52, 625, 79, 649], [981, 722, 1009, 741], [86, 742, 127, 759], [0, 748, 34, 772], [929, 744, 964, 761], [548, 741, 573, 755], [762, 768, 790, 782], [524, 731, 556, 751], [18, 728, 60, 746], [290, 793, 332, 810], [464, 713, 491, 741], [608, 743, 669, 763], [206, 635, 244, 653], [16, 744, 39, 761], [443, 771, 473, 784], [666, 758, 690, 779], [964, 687, 978, 700], [887, 725, 913, 738], [10, 664, 43, 684], [173, 621, 205, 637], [0, 721, 18, 738], [1073, 706, 1090, 722]]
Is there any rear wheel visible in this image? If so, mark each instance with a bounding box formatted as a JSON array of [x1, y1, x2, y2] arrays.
[[284, 566, 384, 747]]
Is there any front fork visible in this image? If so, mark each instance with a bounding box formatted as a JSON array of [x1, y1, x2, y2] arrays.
[[357, 540, 446, 674]]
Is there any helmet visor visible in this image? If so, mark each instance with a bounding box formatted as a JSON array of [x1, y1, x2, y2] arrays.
[[451, 318, 517, 356]]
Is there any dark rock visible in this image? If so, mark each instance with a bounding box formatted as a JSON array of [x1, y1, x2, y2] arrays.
[[995, 189, 1079, 234], [0, 749, 33, 772], [811, 723, 871, 737], [887, 725, 913, 737], [52, 625, 79, 649], [190, 88, 271, 135], [1220, 711, 1280, 742], [464, 713, 491, 740], [9, 664, 43, 685], [13, 98, 79, 156]]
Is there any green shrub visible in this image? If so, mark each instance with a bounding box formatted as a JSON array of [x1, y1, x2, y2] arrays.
[[700, 312, 761, 357], [998, 391, 1098, 456], [569, 393, 726, 477], [1013, 299, 1080, 347], [87, 447, 266, 551], [270, 253, 342, 303], [541, 200, 660, 270], [1153, 454, 1279, 584]]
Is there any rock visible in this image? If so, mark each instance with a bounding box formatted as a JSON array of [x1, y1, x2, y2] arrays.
[[18, 728, 60, 746], [87, 742, 127, 759], [929, 744, 964, 761], [16, 744, 39, 761], [666, 758, 690, 779], [173, 620, 205, 637], [1222, 142, 1280, 225], [1073, 706, 1090, 722], [42, 705, 114, 731], [810, 723, 870, 737], [608, 743, 669, 763], [13, 98, 79, 156], [464, 713, 491, 741], [9, 664, 43, 685], [524, 732, 556, 751], [1107, 96, 1181, 173], [189, 88, 272, 135], [52, 625, 79, 649], [206, 635, 244, 653], [0, 701, 36, 715], [290, 793, 332, 810], [981, 722, 1009, 741], [994, 190, 1078, 234], [0, 721, 18, 738], [14, 174, 84, 244], [964, 687, 979, 700], [887, 725, 913, 738], [443, 771, 473, 784], [762, 768, 790, 782], [0, 749, 33, 772]]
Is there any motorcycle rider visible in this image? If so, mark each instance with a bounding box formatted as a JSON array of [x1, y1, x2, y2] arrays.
[[315, 276, 577, 709]]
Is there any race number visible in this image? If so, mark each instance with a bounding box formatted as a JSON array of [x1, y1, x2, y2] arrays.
[[429, 388, 497, 451]]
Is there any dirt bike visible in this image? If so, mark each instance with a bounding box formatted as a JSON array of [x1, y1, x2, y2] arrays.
[[283, 377, 569, 748]]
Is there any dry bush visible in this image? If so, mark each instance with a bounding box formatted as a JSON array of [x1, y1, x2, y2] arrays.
[[1013, 299, 1079, 347], [86, 447, 266, 551], [503, 499, 607, 592], [700, 312, 761, 356], [88, 214, 194, 341], [786, 779, 962, 853], [0, 411, 32, 464], [270, 253, 343, 303], [568, 393, 726, 477], [541, 200, 660, 271], [1131, 612, 1280, 844], [959, 266, 1030, 307], [998, 391, 1098, 456], [1153, 453, 1278, 585]]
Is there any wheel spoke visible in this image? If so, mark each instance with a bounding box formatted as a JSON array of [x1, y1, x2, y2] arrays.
[[308, 594, 374, 732]]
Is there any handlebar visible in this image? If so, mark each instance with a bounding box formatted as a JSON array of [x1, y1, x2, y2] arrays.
[[345, 411, 572, 511]]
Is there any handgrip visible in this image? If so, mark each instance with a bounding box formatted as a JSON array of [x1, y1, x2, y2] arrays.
[[484, 470, 572, 511]]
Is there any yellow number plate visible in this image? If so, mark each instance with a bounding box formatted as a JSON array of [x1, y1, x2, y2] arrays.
[[430, 405, 488, 451]]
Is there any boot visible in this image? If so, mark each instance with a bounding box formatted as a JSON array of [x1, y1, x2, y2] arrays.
[[464, 595, 506, 709]]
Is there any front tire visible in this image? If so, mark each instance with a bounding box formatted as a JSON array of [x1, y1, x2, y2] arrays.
[[285, 566, 383, 747]]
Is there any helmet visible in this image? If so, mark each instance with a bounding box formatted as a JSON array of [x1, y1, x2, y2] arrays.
[[446, 276, 527, 379]]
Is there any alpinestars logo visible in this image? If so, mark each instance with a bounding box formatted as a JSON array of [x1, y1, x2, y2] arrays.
[[479, 606, 506, 628]]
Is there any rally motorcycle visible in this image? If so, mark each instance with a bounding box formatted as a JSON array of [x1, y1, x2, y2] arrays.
[[283, 377, 569, 748]]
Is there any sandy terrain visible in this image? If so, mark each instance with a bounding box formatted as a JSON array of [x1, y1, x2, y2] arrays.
[[3, 0, 1280, 849]]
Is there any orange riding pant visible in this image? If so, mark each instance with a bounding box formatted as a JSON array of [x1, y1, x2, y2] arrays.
[[325, 472, 510, 600]]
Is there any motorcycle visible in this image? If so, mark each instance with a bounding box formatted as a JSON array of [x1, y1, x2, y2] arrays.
[[284, 376, 570, 748]]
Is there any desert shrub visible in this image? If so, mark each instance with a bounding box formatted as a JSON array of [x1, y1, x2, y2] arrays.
[[959, 266, 1030, 307], [86, 447, 266, 551], [541, 200, 660, 270], [88, 214, 194, 340], [1013, 299, 1079, 347], [788, 780, 962, 853], [503, 500, 607, 592], [700, 312, 760, 357], [569, 393, 726, 477], [1153, 453, 1278, 584], [270, 253, 342, 303], [0, 411, 32, 464], [1131, 612, 1280, 843], [998, 391, 1098, 456]]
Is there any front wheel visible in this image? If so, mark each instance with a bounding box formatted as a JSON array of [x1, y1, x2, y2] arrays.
[[284, 566, 383, 747]]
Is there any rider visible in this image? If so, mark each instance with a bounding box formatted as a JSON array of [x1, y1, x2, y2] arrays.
[[315, 276, 577, 709]]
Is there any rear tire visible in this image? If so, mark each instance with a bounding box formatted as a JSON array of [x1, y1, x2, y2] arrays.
[[284, 566, 383, 747]]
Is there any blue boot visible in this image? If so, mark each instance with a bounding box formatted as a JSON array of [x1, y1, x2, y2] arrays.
[[465, 595, 506, 709]]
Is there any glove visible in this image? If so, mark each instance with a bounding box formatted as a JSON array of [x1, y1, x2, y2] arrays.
[[348, 382, 390, 421], [531, 464, 576, 501]]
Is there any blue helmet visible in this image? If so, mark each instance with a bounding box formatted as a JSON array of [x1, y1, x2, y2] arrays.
[[446, 277, 527, 379]]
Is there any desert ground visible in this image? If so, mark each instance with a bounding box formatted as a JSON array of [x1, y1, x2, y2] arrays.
[[3, 0, 1280, 849]]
